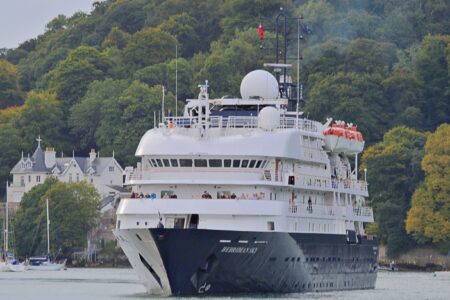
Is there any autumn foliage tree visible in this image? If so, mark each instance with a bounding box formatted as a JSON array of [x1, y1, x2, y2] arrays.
[[406, 124, 450, 252]]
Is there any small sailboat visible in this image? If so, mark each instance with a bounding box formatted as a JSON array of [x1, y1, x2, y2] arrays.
[[1, 202, 26, 272], [27, 199, 66, 271]]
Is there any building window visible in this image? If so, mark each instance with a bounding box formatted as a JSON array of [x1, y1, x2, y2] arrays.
[[28, 175, 31, 183], [36, 175, 41, 183], [20, 176, 25, 186], [109, 166, 114, 172], [90, 178, 93, 184], [69, 174, 72, 182], [76, 173, 80, 182]]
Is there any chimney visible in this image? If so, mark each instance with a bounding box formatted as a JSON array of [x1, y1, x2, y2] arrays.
[[89, 149, 96, 165], [45, 147, 56, 168]]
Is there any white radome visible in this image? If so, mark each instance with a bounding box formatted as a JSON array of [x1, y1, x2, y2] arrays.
[[240, 70, 279, 100], [258, 106, 280, 131]]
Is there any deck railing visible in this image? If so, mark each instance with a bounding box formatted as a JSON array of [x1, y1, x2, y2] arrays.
[[163, 115, 319, 133]]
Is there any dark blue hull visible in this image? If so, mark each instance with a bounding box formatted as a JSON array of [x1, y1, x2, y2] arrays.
[[140, 228, 378, 295]]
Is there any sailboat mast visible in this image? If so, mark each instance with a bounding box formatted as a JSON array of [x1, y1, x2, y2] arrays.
[[46, 198, 50, 255], [5, 201, 8, 254]]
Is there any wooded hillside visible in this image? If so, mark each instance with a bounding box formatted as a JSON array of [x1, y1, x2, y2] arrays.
[[0, 0, 449, 256]]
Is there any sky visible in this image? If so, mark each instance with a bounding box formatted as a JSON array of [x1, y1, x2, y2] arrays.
[[0, 0, 97, 49]]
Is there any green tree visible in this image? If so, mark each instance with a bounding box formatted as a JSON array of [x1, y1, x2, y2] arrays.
[[158, 13, 200, 57], [0, 59, 23, 108], [134, 58, 193, 99], [13, 178, 58, 257], [69, 79, 130, 152], [362, 126, 427, 256], [406, 124, 450, 252], [123, 28, 177, 70], [0, 122, 24, 197], [98, 81, 176, 165], [101, 26, 130, 49], [16, 91, 67, 151], [14, 178, 100, 257], [49, 46, 112, 114], [414, 35, 450, 129], [305, 72, 388, 142]]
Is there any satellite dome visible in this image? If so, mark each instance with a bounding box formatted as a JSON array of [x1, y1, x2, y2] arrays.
[[258, 106, 280, 131], [240, 70, 279, 99]]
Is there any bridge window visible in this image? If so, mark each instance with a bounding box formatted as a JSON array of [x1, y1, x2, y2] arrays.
[[249, 160, 256, 168], [224, 159, 232, 167], [241, 160, 249, 168], [162, 159, 170, 167], [255, 160, 262, 168], [170, 159, 178, 167], [209, 159, 222, 167], [194, 159, 207, 167], [232, 160, 241, 167], [179, 159, 192, 167], [155, 159, 163, 167]]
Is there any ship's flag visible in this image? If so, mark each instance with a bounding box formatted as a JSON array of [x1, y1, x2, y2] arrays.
[[258, 24, 264, 40]]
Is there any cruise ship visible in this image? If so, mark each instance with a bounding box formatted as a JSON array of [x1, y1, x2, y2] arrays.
[[113, 69, 378, 295]]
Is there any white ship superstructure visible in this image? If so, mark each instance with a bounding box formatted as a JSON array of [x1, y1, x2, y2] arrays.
[[114, 70, 377, 295]]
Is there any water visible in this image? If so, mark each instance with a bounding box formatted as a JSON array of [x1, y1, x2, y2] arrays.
[[0, 268, 449, 300]]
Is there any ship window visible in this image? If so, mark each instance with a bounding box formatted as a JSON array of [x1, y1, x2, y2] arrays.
[[147, 159, 154, 167], [161, 190, 174, 198], [255, 160, 262, 168], [174, 218, 185, 229], [217, 191, 231, 198], [209, 159, 222, 167], [179, 159, 192, 167], [249, 160, 256, 168], [170, 159, 178, 167], [194, 159, 207, 167], [267, 221, 275, 231], [162, 159, 170, 167], [155, 159, 163, 167], [232, 160, 240, 167], [151, 159, 157, 167], [224, 159, 232, 167], [241, 160, 249, 168]]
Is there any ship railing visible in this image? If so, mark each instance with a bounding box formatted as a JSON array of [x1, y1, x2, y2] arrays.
[[288, 203, 342, 218], [162, 116, 319, 133], [331, 179, 368, 194], [352, 206, 373, 218]]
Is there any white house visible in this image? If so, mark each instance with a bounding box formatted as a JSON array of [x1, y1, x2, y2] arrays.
[[6, 137, 125, 212]]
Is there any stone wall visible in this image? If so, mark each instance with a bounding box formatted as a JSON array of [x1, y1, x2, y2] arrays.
[[379, 245, 449, 270]]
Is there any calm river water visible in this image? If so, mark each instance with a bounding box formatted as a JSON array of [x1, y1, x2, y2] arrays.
[[0, 268, 449, 300]]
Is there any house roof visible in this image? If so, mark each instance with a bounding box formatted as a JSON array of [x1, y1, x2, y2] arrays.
[[10, 143, 123, 176]]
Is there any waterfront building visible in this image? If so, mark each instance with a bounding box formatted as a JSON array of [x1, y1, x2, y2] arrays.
[[6, 137, 125, 213]]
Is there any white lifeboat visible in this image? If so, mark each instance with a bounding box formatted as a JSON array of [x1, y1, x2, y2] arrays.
[[323, 121, 364, 154]]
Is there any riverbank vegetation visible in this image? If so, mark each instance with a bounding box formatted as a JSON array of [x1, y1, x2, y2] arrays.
[[0, 0, 448, 257]]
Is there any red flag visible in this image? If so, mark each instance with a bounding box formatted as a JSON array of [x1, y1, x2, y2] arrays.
[[258, 24, 264, 40]]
